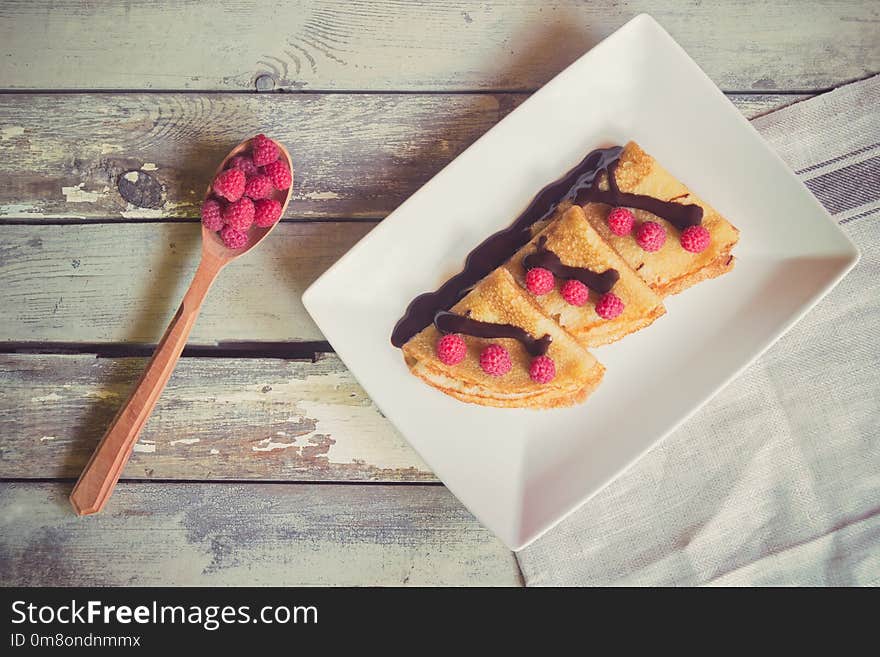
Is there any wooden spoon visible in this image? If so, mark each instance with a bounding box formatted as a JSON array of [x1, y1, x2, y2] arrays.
[[70, 137, 294, 515]]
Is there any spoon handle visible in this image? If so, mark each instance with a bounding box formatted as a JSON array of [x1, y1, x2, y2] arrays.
[[70, 253, 224, 516]]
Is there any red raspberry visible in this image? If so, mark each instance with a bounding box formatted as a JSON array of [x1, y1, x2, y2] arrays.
[[244, 174, 273, 200], [529, 355, 556, 384], [251, 134, 279, 167], [561, 279, 589, 306], [263, 160, 292, 191], [607, 207, 635, 236], [201, 198, 224, 231], [253, 198, 283, 227], [222, 197, 254, 231], [213, 168, 245, 202], [595, 292, 625, 320], [680, 225, 711, 253], [525, 267, 555, 296], [220, 226, 248, 249], [436, 334, 467, 365], [228, 155, 259, 178], [479, 344, 511, 377], [636, 221, 666, 252]]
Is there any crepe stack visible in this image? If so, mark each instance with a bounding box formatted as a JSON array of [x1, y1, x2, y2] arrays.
[[399, 141, 739, 408]]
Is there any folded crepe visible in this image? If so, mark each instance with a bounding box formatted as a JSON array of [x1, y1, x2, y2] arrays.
[[402, 268, 604, 408], [504, 204, 665, 347], [571, 141, 740, 296]]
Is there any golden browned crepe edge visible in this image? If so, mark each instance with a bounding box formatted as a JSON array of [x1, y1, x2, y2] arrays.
[[406, 357, 605, 409], [654, 254, 736, 296], [569, 303, 666, 346]]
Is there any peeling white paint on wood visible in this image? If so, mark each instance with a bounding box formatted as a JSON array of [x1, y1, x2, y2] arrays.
[[252, 438, 303, 453], [0, 208, 87, 219], [169, 438, 200, 446], [119, 206, 167, 219], [30, 392, 62, 403], [40, 436, 56, 442], [0, 203, 44, 216], [61, 183, 102, 203], [298, 396, 429, 472], [1, 126, 24, 140], [0, 354, 431, 482], [299, 191, 341, 200], [86, 389, 120, 401]]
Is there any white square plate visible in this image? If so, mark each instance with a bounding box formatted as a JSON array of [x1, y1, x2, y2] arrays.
[[302, 14, 859, 550]]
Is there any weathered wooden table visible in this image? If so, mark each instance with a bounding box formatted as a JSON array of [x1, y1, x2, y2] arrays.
[[1, 2, 876, 586]]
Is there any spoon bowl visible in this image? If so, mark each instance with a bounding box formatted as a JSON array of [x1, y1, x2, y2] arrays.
[[201, 138, 295, 262]]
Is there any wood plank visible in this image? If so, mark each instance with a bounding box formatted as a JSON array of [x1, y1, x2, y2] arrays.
[[0, 222, 370, 344], [0, 94, 519, 221], [0, 93, 807, 221], [0, 2, 874, 92], [0, 482, 521, 586], [0, 353, 430, 482]]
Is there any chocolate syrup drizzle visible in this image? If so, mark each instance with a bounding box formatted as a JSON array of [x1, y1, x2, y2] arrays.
[[434, 311, 551, 357], [391, 144, 704, 347], [523, 235, 619, 293], [391, 146, 622, 347], [576, 160, 703, 231]]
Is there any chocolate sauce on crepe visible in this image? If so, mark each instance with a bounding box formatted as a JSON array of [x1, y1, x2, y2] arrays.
[[577, 159, 703, 231], [523, 236, 619, 293], [434, 311, 551, 357]]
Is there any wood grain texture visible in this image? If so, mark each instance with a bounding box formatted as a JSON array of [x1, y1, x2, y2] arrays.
[[0, 1, 875, 92], [0, 353, 430, 482], [0, 222, 371, 344], [0, 482, 520, 585], [0, 93, 806, 221], [0, 94, 517, 220]]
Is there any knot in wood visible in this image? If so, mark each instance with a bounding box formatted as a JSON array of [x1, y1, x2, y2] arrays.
[[117, 170, 164, 209], [255, 74, 276, 92]]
